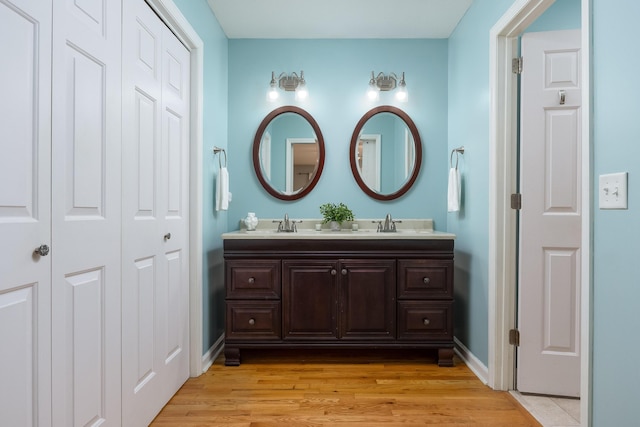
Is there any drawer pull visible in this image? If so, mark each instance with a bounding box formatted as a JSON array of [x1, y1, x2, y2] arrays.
[[248, 277, 255, 284], [248, 318, 256, 325], [423, 318, 430, 326], [341, 269, 348, 276], [423, 277, 431, 285], [331, 269, 337, 276]]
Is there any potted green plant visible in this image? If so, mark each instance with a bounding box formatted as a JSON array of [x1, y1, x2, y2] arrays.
[[319, 202, 354, 231]]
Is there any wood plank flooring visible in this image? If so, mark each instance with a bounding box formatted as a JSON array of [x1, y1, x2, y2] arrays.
[[151, 349, 541, 426]]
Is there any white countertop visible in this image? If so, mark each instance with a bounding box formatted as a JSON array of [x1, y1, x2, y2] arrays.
[[222, 218, 456, 240]]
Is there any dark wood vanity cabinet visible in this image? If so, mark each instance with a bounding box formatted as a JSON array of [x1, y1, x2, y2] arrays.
[[224, 238, 454, 366], [282, 259, 396, 341]]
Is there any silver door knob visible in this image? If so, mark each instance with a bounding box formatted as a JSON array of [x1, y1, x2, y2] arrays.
[[164, 233, 171, 241], [34, 244, 50, 257], [423, 277, 430, 285], [423, 318, 430, 326]]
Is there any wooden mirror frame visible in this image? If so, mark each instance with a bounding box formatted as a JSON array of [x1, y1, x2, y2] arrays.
[[253, 106, 325, 201], [349, 105, 422, 201]]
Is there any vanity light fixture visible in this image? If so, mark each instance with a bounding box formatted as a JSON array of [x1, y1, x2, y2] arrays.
[[367, 71, 408, 102], [268, 71, 308, 101]]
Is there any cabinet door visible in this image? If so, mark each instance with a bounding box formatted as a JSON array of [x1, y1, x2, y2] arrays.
[[339, 259, 396, 340], [283, 260, 338, 340]]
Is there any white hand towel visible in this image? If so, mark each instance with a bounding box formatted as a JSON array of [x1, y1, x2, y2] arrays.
[[447, 167, 461, 212], [216, 167, 229, 211]]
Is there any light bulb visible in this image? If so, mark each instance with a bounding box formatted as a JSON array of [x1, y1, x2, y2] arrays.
[[396, 73, 408, 102], [268, 85, 279, 101], [395, 86, 408, 102], [367, 71, 380, 101], [267, 71, 279, 101], [295, 80, 308, 101]]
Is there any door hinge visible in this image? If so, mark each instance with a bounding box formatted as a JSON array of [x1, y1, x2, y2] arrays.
[[512, 57, 523, 74], [511, 193, 522, 210], [509, 329, 520, 346]]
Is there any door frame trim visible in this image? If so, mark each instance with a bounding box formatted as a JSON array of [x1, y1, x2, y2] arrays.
[[488, 0, 591, 424], [146, 0, 205, 377]]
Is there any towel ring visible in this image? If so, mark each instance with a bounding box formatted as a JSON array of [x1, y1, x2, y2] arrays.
[[213, 146, 227, 168], [450, 146, 465, 170]]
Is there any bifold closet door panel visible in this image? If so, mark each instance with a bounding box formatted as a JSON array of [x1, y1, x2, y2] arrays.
[[50, 0, 122, 425], [0, 1, 52, 426], [121, 0, 191, 425]]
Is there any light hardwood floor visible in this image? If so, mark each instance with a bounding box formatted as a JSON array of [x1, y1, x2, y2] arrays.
[[151, 349, 541, 426]]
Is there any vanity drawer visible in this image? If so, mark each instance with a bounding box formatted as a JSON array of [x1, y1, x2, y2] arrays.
[[226, 260, 281, 299], [397, 259, 453, 299], [226, 301, 281, 340], [397, 301, 453, 341]]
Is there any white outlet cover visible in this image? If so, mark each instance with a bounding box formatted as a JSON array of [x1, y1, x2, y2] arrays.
[[599, 172, 628, 209]]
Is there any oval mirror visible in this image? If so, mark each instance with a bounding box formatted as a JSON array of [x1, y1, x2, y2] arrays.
[[349, 106, 422, 200], [253, 106, 325, 200]]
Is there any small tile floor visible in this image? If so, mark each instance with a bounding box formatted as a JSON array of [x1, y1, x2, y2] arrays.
[[510, 391, 581, 427]]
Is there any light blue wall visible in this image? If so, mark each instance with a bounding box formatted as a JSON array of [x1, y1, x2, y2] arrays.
[[172, 0, 229, 351], [592, 1, 640, 424], [525, 0, 581, 33], [227, 39, 449, 227], [447, 0, 516, 366]]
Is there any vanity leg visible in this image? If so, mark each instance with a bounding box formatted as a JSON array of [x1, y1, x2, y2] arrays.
[[224, 346, 241, 366], [438, 348, 454, 367]]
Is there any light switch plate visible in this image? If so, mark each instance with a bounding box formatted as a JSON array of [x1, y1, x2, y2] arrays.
[[599, 172, 628, 209]]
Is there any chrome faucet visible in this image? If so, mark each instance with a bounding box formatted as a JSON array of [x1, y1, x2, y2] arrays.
[[377, 213, 401, 232], [273, 213, 300, 232]]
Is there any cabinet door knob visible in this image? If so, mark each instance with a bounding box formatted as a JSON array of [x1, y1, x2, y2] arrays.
[[34, 244, 50, 257], [248, 277, 255, 284], [423, 318, 430, 326], [341, 269, 348, 276], [331, 269, 337, 276], [248, 318, 255, 325], [423, 277, 430, 285], [164, 233, 171, 241]]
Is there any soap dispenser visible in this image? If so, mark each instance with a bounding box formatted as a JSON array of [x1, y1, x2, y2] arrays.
[[243, 212, 258, 231]]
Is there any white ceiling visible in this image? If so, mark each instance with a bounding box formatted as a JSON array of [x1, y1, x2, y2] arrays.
[[206, 0, 474, 39]]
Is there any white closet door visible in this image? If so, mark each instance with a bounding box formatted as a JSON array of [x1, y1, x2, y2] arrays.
[[50, 0, 122, 425], [121, 1, 191, 425], [518, 30, 582, 397], [0, 1, 52, 425]]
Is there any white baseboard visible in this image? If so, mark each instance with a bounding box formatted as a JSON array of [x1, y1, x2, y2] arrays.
[[201, 334, 225, 373], [454, 337, 489, 385]]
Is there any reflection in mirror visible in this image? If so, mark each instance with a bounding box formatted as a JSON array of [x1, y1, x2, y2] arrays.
[[350, 106, 422, 200], [253, 106, 325, 200], [286, 138, 318, 193]]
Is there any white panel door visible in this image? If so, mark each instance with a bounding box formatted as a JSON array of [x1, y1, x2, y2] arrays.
[[121, 1, 191, 425], [518, 30, 582, 397], [51, 0, 122, 425], [358, 135, 381, 192], [0, 1, 51, 425]]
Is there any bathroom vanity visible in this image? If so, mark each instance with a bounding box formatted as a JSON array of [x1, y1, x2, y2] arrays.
[[222, 220, 456, 366]]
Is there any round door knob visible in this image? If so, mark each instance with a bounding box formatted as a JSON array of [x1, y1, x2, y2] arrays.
[[423, 318, 430, 326], [341, 269, 348, 276], [248, 318, 255, 325], [34, 244, 50, 257], [331, 269, 337, 276], [248, 277, 255, 284], [164, 233, 171, 240], [423, 277, 430, 285]]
